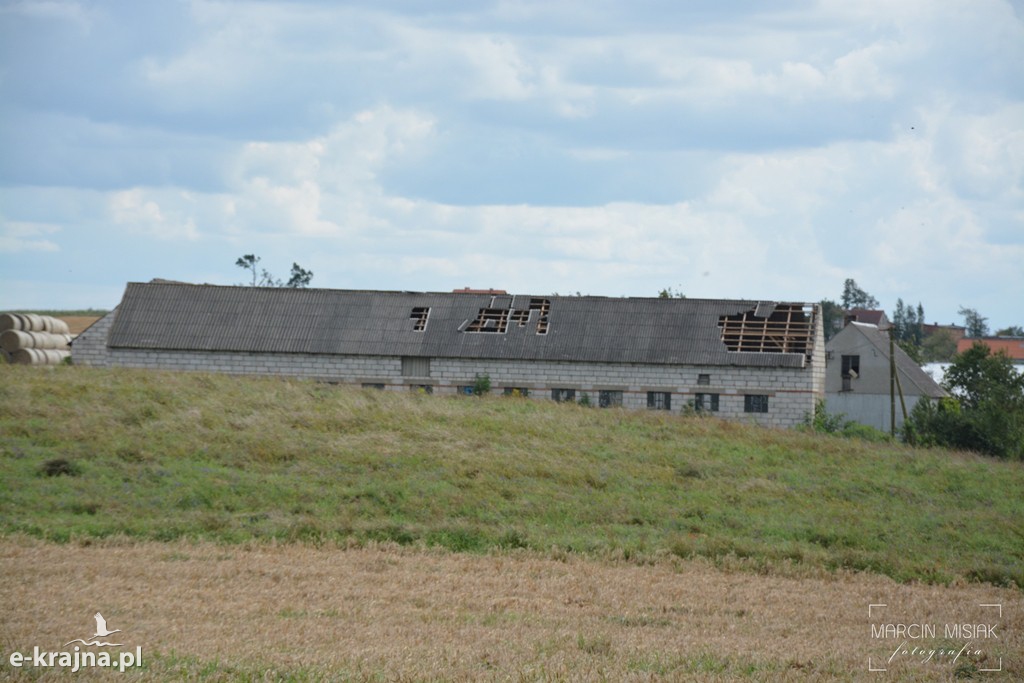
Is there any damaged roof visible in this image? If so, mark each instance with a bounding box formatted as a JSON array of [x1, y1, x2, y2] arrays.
[[106, 282, 818, 368]]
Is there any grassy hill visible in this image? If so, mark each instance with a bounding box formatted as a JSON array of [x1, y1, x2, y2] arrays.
[[1, 365, 1021, 588]]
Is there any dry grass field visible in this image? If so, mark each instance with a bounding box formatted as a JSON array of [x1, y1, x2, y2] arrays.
[[58, 316, 102, 337], [1, 539, 1020, 681]]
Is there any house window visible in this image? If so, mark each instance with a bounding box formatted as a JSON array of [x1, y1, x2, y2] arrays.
[[695, 393, 719, 412], [410, 307, 430, 331], [401, 357, 431, 377], [410, 384, 433, 395], [744, 394, 769, 413], [552, 388, 576, 403], [647, 391, 671, 410], [598, 390, 622, 408], [503, 387, 530, 397], [697, 374, 711, 386], [841, 355, 860, 392]]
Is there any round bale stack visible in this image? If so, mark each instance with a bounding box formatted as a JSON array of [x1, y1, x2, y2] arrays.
[[0, 313, 72, 365]]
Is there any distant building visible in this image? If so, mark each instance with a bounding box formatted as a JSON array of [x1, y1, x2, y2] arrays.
[[922, 322, 966, 343], [825, 322, 946, 432], [74, 281, 827, 428], [843, 309, 890, 329], [956, 337, 1024, 363]]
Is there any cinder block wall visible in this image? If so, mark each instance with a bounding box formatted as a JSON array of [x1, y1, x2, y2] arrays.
[[73, 310, 820, 428]]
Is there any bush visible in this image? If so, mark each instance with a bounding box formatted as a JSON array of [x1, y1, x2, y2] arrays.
[[804, 400, 848, 434], [904, 344, 1024, 459], [472, 373, 491, 396], [39, 458, 80, 477], [803, 401, 892, 442]]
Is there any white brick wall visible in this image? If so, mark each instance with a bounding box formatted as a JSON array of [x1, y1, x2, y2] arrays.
[[73, 318, 824, 428]]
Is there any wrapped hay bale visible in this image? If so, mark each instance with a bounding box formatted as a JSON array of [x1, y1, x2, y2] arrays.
[[0, 329, 72, 352], [11, 348, 70, 365], [0, 313, 70, 335], [0, 313, 30, 332]]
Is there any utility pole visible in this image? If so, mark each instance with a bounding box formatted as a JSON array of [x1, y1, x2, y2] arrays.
[[889, 328, 896, 437]]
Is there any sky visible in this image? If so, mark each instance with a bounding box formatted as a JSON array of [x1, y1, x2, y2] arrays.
[[1, 0, 1022, 330]]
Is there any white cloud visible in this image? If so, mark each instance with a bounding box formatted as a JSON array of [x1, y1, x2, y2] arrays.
[[2, 0, 1021, 326], [0, 222, 61, 253], [110, 189, 200, 241], [0, 0, 92, 27]]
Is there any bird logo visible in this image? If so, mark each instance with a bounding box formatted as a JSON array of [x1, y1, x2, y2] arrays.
[[64, 613, 124, 647]]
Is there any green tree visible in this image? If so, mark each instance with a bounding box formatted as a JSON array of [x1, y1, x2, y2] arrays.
[[920, 329, 957, 362], [905, 342, 1024, 459], [840, 278, 879, 309], [819, 299, 843, 341], [892, 299, 925, 358], [996, 325, 1024, 337], [236, 255, 314, 288], [958, 306, 989, 338], [658, 286, 685, 299], [286, 263, 314, 288]]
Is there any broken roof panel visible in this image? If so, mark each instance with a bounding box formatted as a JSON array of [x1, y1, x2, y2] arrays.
[[106, 282, 818, 368]]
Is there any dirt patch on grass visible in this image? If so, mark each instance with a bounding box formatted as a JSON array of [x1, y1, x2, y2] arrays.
[[1, 540, 1019, 680]]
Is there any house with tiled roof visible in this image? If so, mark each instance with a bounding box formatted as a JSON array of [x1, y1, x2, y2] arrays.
[[73, 281, 826, 427], [956, 337, 1024, 363]]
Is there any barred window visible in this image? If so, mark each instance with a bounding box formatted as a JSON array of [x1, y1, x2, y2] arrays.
[[744, 394, 769, 413], [695, 393, 719, 412], [552, 388, 576, 403], [599, 390, 623, 408], [647, 391, 671, 410]]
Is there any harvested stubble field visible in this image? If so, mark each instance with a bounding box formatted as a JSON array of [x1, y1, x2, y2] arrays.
[[1, 365, 1022, 680], [2, 540, 1021, 681]]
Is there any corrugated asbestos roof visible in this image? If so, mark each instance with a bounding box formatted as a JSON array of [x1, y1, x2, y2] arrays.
[[106, 282, 814, 368]]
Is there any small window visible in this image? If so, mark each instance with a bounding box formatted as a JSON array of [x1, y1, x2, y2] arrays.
[[697, 374, 711, 386], [744, 395, 769, 413], [841, 355, 860, 379], [410, 384, 433, 395], [503, 387, 530, 398], [695, 393, 719, 412], [458, 385, 475, 396], [551, 388, 575, 403], [647, 391, 671, 411], [401, 357, 431, 377], [598, 390, 622, 408], [361, 383, 385, 391]]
